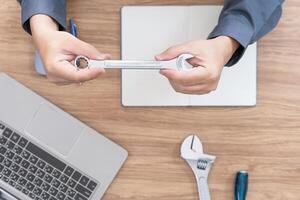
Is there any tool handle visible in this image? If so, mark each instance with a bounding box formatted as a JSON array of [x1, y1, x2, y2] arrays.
[[198, 177, 211, 200], [234, 171, 248, 200]]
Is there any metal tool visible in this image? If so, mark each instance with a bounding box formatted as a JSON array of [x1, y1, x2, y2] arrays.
[[181, 135, 216, 200], [235, 171, 248, 200], [74, 54, 194, 71]]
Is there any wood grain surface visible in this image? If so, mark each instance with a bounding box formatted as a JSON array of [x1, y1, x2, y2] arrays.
[[0, 0, 299, 199]]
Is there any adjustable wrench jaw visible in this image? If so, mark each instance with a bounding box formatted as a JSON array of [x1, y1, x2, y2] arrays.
[[181, 135, 216, 200]]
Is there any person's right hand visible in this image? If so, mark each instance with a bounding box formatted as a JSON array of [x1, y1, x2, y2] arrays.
[[30, 14, 111, 85]]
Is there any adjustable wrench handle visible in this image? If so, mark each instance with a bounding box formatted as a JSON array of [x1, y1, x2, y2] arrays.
[[198, 177, 211, 200]]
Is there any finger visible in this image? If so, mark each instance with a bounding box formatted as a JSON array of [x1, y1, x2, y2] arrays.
[[155, 44, 189, 61], [159, 67, 209, 86], [50, 60, 105, 83], [66, 34, 111, 60]]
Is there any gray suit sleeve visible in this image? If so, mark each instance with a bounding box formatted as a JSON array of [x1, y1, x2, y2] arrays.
[[17, 0, 66, 34], [208, 0, 284, 66]]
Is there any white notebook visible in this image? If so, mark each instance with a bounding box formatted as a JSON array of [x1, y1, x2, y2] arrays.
[[121, 6, 257, 106]]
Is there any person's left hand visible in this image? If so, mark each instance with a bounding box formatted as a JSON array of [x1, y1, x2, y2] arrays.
[[155, 36, 239, 95]]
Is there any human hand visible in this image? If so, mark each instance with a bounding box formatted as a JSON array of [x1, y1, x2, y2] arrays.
[[155, 36, 239, 94], [30, 14, 111, 85]]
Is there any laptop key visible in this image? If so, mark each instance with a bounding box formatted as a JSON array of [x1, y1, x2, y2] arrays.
[[21, 150, 30, 159], [13, 155, 22, 164], [34, 177, 43, 186], [6, 141, 15, 150], [44, 174, 53, 183], [26, 172, 35, 182], [5, 150, 15, 159], [37, 160, 46, 169], [87, 180, 97, 191], [45, 165, 54, 174], [67, 179, 76, 188], [0, 165, 3, 172], [10, 163, 20, 172], [79, 176, 89, 186], [13, 145, 23, 155], [52, 178, 61, 188], [18, 168, 28, 177], [2, 175, 9, 183], [41, 192, 50, 200], [21, 159, 30, 169], [2, 168, 12, 176], [15, 184, 22, 191], [33, 187, 43, 195], [29, 193, 36, 199], [29, 164, 38, 174], [67, 188, 76, 197], [18, 177, 27, 186], [26, 182, 35, 191], [0, 136, 7, 145], [52, 169, 61, 179], [72, 170, 82, 181], [75, 183, 92, 198], [49, 187, 58, 196], [60, 174, 69, 183], [0, 146, 7, 154], [11, 173, 20, 181], [37, 169, 46, 179], [59, 184, 68, 193], [11, 132, 21, 143], [41, 182, 51, 191], [18, 137, 28, 147], [3, 128, 13, 138], [56, 192, 66, 200], [22, 188, 29, 195], [0, 123, 4, 129], [64, 166, 74, 176], [29, 155, 38, 164], [3, 159, 12, 167]]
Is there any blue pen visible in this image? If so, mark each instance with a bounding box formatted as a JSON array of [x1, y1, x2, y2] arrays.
[[34, 19, 78, 75], [235, 171, 248, 200], [69, 19, 78, 37]]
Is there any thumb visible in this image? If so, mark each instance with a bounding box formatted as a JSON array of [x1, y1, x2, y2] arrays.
[[155, 44, 186, 61], [68, 35, 111, 60]]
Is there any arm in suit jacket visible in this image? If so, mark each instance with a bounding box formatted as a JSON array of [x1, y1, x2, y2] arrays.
[[209, 0, 284, 66], [17, 0, 66, 34]]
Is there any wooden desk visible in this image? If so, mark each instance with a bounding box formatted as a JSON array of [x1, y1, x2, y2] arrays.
[[0, 1, 299, 199]]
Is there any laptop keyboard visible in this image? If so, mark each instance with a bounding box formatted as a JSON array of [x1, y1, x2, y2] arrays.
[[0, 121, 99, 200]]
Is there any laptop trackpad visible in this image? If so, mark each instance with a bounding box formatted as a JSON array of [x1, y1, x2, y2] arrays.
[[25, 104, 83, 156]]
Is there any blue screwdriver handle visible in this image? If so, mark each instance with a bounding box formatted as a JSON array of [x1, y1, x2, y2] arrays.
[[235, 171, 248, 200]]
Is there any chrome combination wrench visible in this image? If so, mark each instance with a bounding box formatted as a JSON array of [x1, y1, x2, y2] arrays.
[[74, 54, 194, 71]]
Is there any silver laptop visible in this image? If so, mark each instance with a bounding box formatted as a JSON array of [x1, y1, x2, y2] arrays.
[[0, 73, 128, 200]]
